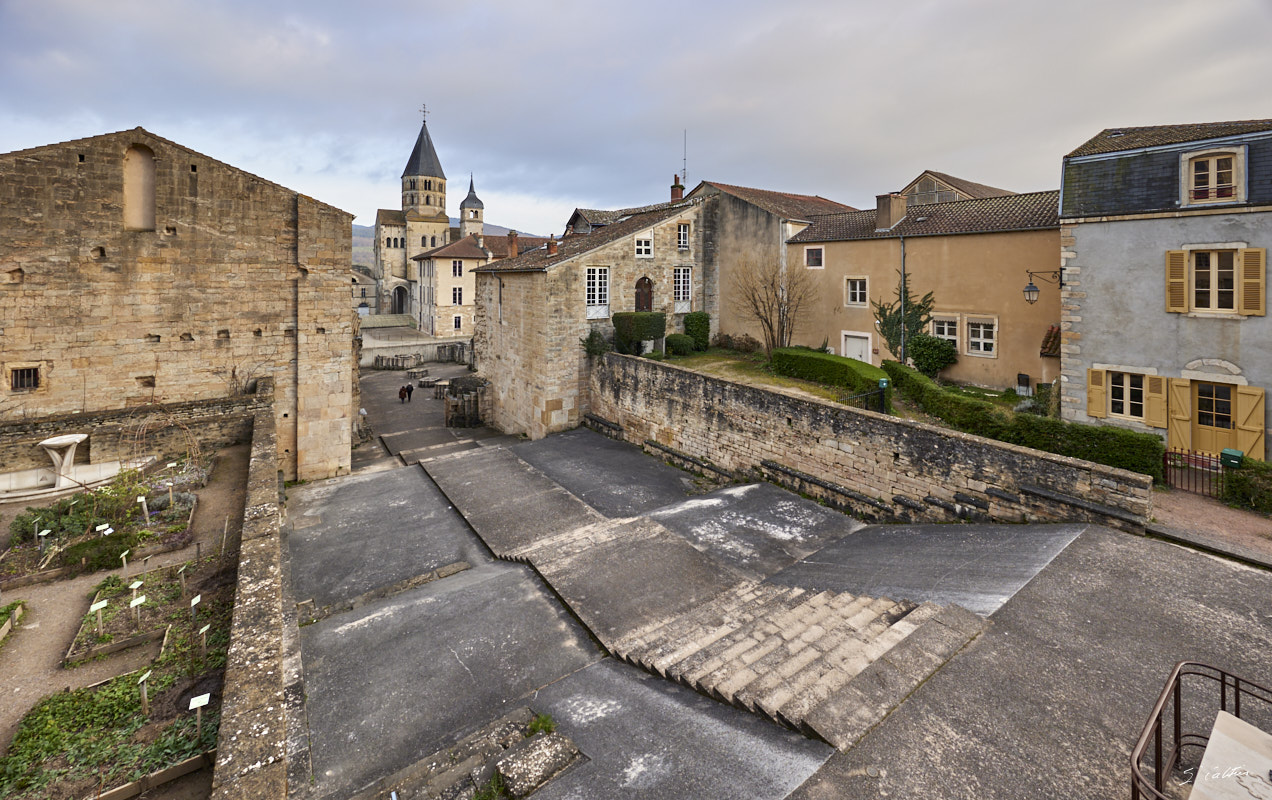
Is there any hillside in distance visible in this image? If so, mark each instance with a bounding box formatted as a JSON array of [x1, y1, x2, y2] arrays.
[[352, 221, 545, 267]]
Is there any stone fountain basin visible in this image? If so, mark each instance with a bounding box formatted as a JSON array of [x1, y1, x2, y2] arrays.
[[0, 457, 157, 505]]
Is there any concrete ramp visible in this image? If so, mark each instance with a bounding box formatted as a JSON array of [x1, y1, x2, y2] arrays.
[[424, 447, 604, 556]]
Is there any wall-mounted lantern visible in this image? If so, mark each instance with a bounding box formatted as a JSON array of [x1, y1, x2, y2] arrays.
[[1023, 269, 1064, 304]]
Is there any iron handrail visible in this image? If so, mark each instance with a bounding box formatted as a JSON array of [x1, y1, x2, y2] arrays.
[[1130, 661, 1272, 799]]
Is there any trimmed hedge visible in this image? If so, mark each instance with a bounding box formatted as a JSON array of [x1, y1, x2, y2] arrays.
[[772, 348, 892, 413], [684, 312, 710, 351], [1222, 458, 1272, 514], [665, 334, 695, 356], [882, 360, 1165, 480], [612, 312, 666, 354]]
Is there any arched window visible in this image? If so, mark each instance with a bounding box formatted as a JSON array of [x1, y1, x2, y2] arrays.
[[426, 196, 431, 206], [422, 236, 427, 247], [123, 144, 156, 231], [431, 236, 436, 247], [385, 238, 390, 248]]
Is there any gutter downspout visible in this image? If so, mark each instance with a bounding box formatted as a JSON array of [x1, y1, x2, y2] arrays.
[[899, 235, 907, 365]]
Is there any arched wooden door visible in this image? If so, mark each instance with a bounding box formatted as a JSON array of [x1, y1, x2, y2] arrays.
[[635, 277, 653, 312], [392, 286, 408, 315]]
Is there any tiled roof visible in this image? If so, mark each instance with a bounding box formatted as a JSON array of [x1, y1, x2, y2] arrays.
[[376, 209, 405, 226], [1067, 119, 1272, 158], [911, 171, 1016, 199], [789, 190, 1059, 243], [411, 234, 490, 261], [1040, 325, 1061, 358], [475, 201, 698, 273], [570, 201, 680, 229], [484, 234, 554, 259], [696, 181, 855, 220]]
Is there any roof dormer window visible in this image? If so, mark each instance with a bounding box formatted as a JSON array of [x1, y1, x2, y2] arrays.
[[1181, 147, 1246, 207]]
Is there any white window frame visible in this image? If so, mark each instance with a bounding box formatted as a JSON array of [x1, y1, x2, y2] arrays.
[[844, 276, 868, 306], [1191, 248, 1237, 312], [586, 266, 610, 319], [965, 316, 997, 358], [453, 315, 462, 331], [804, 246, 824, 269], [1108, 371, 1146, 421], [1180, 146, 1246, 207], [931, 315, 959, 349], [677, 223, 690, 251], [674, 266, 692, 314], [634, 237, 653, 258], [452, 260, 463, 277], [452, 286, 463, 306]]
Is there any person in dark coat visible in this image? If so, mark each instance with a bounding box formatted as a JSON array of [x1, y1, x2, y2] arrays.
[[405, 383, 414, 402], [399, 386, 407, 403]]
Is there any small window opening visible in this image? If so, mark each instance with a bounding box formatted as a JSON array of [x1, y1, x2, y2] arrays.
[[316, 327, 326, 334], [190, 164, 197, 172], [180, 332, 194, 342], [11, 367, 39, 391], [165, 225, 176, 235], [254, 329, 263, 337], [284, 329, 296, 338], [78, 154, 85, 163], [217, 329, 230, 339], [145, 333, 161, 343], [91, 247, 106, 260], [136, 375, 156, 388]]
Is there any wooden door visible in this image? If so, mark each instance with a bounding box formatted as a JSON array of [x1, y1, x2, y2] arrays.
[[1192, 381, 1237, 455], [635, 277, 652, 312]]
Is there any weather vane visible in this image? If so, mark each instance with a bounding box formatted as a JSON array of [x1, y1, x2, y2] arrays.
[[420, 104, 427, 122]]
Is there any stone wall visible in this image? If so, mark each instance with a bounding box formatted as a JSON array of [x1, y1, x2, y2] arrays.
[[0, 128, 354, 481], [211, 391, 288, 799], [589, 354, 1152, 530], [0, 391, 265, 472]]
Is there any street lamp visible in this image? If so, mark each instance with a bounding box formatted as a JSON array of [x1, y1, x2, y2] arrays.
[[1023, 269, 1063, 304]]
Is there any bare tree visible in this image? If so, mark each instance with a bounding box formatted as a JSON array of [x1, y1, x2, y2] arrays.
[[729, 256, 816, 357]]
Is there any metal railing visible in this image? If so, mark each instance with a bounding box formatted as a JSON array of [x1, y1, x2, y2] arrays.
[[839, 387, 887, 414], [1131, 661, 1272, 799], [1163, 448, 1226, 498]]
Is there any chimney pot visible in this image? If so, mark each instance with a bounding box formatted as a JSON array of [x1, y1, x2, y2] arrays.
[[671, 173, 685, 201]]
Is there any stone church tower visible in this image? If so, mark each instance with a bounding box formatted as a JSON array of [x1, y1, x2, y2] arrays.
[[459, 176, 484, 239], [402, 120, 449, 254]]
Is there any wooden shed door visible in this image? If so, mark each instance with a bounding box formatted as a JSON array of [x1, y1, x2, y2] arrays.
[[635, 277, 653, 312]]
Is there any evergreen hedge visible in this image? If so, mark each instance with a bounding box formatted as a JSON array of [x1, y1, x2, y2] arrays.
[[683, 312, 710, 351], [1221, 458, 1272, 514], [882, 361, 1164, 480], [665, 333, 695, 356], [612, 312, 666, 354], [771, 348, 892, 413]]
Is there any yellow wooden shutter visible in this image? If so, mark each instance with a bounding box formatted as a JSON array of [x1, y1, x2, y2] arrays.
[[1086, 369, 1106, 418], [1165, 250, 1188, 313], [1238, 248, 1266, 316], [1144, 375, 1168, 429], [1167, 379, 1192, 450], [1235, 385, 1266, 460]]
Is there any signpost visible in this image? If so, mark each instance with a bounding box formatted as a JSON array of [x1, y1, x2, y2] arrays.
[[90, 599, 108, 637], [138, 670, 152, 716], [190, 693, 210, 739]]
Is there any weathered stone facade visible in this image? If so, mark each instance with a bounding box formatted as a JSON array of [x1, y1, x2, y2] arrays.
[[474, 201, 705, 439], [0, 128, 355, 480], [589, 354, 1152, 531]]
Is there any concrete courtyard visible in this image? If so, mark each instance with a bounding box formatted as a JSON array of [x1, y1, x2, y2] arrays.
[[280, 368, 1272, 799]]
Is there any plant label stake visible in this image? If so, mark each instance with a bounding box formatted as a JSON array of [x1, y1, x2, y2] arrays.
[[196, 541, 202, 560], [120, 549, 130, 578], [199, 623, 210, 660], [37, 529, 50, 553], [96, 523, 110, 537], [90, 599, 108, 636], [33, 517, 40, 541], [138, 670, 152, 716], [129, 580, 142, 601], [130, 594, 146, 629], [142, 555, 152, 572], [190, 693, 210, 740], [190, 594, 201, 624], [221, 517, 229, 558], [137, 495, 149, 526], [166, 481, 174, 507], [178, 564, 187, 596]]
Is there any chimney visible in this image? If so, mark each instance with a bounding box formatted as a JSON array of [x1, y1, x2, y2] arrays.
[[671, 173, 685, 202], [547, 234, 558, 256], [476, 234, 483, 248], [875, 193, 907, 230], [507, 230, 518, 255]]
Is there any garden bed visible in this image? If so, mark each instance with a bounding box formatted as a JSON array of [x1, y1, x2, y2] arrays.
[[0, 554, 234, 800], [0, 601, 25, 649], [63, 566, 194, 666]]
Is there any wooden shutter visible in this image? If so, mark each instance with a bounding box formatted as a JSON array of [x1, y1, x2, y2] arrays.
[[1144, 375, 1168, 429], [1235, 386, 1266, 460], [1165, 250, 1188, 312], [1238, 248, 1266, 316], [1167, 379, 1192, 450], [1086, 369, 1106, 418]]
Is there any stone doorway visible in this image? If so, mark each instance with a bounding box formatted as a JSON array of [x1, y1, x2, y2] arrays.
[[635, 277, 652, 312]]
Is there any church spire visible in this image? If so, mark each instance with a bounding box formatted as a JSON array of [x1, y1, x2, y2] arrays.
[[402, 118, 445, 180]]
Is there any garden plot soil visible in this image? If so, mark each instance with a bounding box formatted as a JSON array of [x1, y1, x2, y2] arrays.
[[0, 443, 248, 798]]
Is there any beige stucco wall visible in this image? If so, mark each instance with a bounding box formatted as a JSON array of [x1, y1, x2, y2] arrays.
[[797, 229, 1061, 391], [0, 129, 355, 480]]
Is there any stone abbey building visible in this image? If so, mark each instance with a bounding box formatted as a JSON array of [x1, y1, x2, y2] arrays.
[[0, 127, 356, 480]]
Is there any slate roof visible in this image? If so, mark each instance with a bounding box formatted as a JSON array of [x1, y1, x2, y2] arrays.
[[1067, 119, 1272, 158], [475, 201, 697, 273], [905, 170, 1016, 199], [376, 209, 406, 226], [402, 120, 446, 179], [459, 176, 484, 210], [569, 201, 679, 229], [789, 190, 1059, 243], [411, 234, 490, 261], [694, 181, 855, 219]]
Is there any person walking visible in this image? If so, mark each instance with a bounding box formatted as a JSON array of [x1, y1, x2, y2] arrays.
[[398, 386, 407, 403], [405, 383, 414, 402]]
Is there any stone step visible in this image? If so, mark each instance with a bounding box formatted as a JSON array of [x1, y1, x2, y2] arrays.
[[512, 515, 635, 563], [645, 588, 800, 679], [614, 582, 768, 659]]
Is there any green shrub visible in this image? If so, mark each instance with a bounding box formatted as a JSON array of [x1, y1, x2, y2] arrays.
[[732, 334, 760, 354], [665, 333, 695, 356], [683, 312, 710, 351], [772, 348, 892, 412], [61, 531, 141, 573], [908, 333, 957, 378], [882, 360, 1164, 480], [579, 328, 612, 358], [1222, 458, 1272, 514], [612, 312, 666, 354]]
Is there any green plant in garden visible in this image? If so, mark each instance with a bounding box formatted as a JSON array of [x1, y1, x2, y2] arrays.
[[683, 311, 710, 351], [907, 332, 957, 378], [871, 271, 936, 363]]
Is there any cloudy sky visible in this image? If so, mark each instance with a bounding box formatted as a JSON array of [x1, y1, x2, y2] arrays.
[[2, 0, 1270, 235]]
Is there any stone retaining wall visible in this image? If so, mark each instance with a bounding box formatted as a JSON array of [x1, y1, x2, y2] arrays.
[[211, 392, 287, 799], [589, 354, 1152, 530]]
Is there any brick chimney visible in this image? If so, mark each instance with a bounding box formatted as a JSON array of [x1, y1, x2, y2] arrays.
[[547, 235, 558, 256], [507, 230, 518, 256], [875, 193, 907, 231], [671, 173, 685, 201]]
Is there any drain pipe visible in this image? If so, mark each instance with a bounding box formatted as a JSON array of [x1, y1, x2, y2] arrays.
[[899, 235, 907, 365]]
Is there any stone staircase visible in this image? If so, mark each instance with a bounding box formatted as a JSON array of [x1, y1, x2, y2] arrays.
[[610, 580, 984, 748]]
